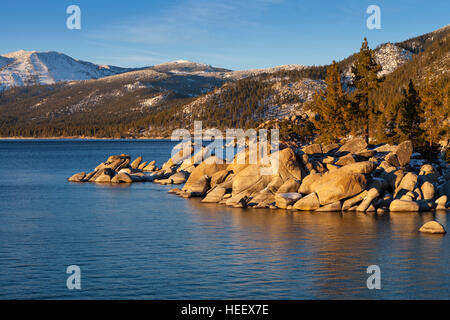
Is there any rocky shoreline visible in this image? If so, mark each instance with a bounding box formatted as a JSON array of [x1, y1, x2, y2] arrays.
[[68, 138, 450, 234]]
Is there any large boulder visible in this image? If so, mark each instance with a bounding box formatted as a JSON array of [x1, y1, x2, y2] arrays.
[[394, 140, 413, 167], [95, 155, 130, 172], [298, 172, 322, 194], [322, 156, 336, 164], [322, 143, 340, 154], [395, 172, 418, 198], [339, 161, 376, 175], [138, 161, 148, 170], [322, 143, 340, 155], [375, 144, 398, 153], [356, 149, 376, 159], [356, 188, 380, 212], [267, 176, 284, 193], [210, 170, 231, 188], [183, 156, 228, 193], [385, 152, 400, 167], [419, 221, 446, 234], [226, 164, 273, 206], [68, 172, 85, 182], [302, 144, 322, 155], [130, 156, 143, 169], [337, 138, 367, 155], [170, 145, 194, 165], [202, 186, 227, 203], [178, 147, 208, 172], [293, 192, 320, 211], [170, 171, 188, 184], [226, 146, 259, 175], [342, 190, 368, 211], [277, 178, 301, 193], [83, 171, 97, 182], [381, 168, 405, 189], [184, 175, 210, 195], [248, 189, 276, 208], [95, 168, 115, 183], [436, 195, 448, 210], [111, 172, 133, 183], [313, 170, 367, 205], [275, 193, 302, 208], [420, 181, 435, 200], [271, 148, 305, 182], [315, 201, 342, 212], [143, 162, 156, 172], [335, 154, 357, 166], [389, 199, 419, 212]]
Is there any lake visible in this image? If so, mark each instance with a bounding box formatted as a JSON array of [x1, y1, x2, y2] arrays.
[[0, 139, 448, 299]]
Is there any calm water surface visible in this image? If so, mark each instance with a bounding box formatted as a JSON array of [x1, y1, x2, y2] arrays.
[[0, 140, 449, 299]]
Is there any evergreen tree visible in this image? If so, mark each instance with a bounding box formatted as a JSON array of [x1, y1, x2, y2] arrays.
[[420, 72, 447, 147], [311, 61, 349, 143], [350, 38, 383, 143], [394, 80, 424, 145]]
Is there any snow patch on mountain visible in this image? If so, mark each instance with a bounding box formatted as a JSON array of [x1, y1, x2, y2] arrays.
[[151, 60, 230, 74], [374, 43, 413, 77], [0, 50, 132, 91], [343, 43, 413, 82], [140, 94, 167, 108], [226, 64, 306, 80]]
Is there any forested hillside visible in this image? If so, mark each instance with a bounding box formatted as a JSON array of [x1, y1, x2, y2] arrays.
[[0, 25, 448, 144]]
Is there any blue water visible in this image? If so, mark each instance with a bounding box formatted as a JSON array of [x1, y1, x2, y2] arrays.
[[0, 139, 449, 299]]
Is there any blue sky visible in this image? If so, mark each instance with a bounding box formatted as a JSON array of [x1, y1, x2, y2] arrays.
[[0, 0, 448, 70]]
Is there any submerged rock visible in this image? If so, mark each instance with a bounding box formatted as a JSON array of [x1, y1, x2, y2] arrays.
[[419, 221, 446, 234]]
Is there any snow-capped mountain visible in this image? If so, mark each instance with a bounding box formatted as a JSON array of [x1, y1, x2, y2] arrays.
[[0, 50, 132, 90]]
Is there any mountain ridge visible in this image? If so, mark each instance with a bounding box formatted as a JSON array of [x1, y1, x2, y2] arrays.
[[0, 25, 448, 139]]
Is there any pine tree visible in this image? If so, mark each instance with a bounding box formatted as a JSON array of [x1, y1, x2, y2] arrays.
[[350, 38, 383, 143], [394, 80, 424, 145], [420, 72, 447, 147], [311, 61, 349, 143]]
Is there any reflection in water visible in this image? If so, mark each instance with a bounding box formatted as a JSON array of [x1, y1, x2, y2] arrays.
[[187, 199, 449, 299]]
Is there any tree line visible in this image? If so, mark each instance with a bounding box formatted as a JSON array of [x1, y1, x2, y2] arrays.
[[309, 37, 449, 156]]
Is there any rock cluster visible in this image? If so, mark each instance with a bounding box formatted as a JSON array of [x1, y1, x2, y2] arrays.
[[167, 138, 450, 213], [67, 153, 188, 184], [68, 139, 450, 215]]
